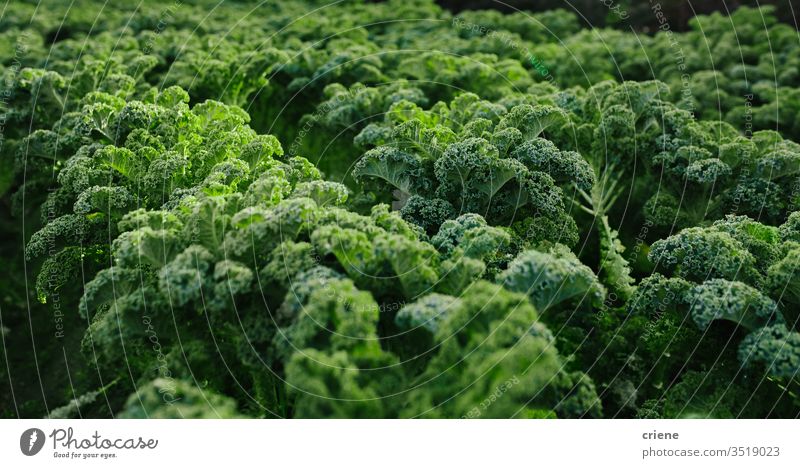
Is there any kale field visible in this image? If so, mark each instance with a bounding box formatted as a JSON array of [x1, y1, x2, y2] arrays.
[[1, 0, 799, 419]]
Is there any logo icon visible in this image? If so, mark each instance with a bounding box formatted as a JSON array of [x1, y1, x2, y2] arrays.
[[20, 428, 45, 456]]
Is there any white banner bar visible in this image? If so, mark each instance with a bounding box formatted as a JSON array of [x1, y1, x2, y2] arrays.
[[2, 419, 797, 467]]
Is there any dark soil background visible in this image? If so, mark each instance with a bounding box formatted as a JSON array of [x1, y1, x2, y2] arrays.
[[435, 0, 798, 31]]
